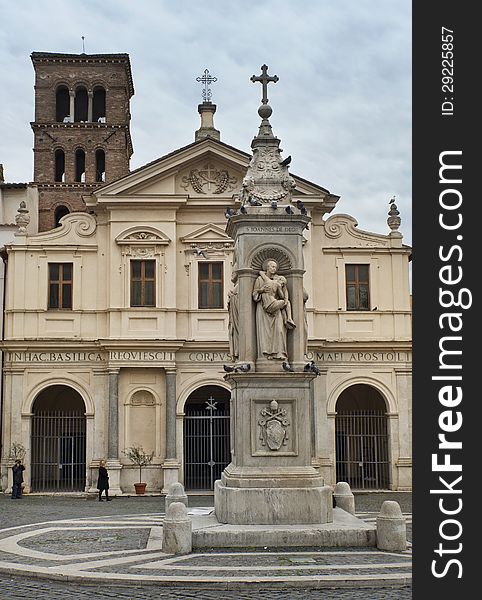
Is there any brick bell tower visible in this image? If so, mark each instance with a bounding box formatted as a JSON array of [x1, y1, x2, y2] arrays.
[[31, 52, 134, 231]]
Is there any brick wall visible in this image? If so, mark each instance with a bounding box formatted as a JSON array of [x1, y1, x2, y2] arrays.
[[31, 54, 133, 231]]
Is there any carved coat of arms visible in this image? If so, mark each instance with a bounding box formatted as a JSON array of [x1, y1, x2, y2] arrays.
[[181, 163, 237, 194], [258, 400, 290, 451]]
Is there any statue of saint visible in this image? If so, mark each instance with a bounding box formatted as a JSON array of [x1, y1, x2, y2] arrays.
[[252, 259, 295, 360], [227, 272, 239, 361]]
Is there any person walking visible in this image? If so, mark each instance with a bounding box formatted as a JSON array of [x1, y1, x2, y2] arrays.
[[11, 459, 25, 499], [97, 459, 111, 501]]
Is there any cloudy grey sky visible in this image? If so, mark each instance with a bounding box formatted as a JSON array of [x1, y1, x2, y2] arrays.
[[0, 0, 411, 243]]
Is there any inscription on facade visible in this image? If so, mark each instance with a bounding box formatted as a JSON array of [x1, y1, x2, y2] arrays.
[[6, 350, 175, 363], [304, 351, 411, 362]]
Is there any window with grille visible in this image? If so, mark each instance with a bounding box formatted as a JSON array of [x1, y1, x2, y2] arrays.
[[198, 262, 223, 309], [346, 264, 370, 310], [130, 260, 156, 307], [48, 263, 73, 309]]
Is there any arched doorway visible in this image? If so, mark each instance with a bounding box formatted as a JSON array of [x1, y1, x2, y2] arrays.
[[183, 385, 230, 491], [335, 384, 390, 490], [31, 385, 86, 492]]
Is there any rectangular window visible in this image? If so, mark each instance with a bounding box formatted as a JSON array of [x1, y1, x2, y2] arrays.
[[130, 260, 156, 307], [345, 264, 370, 310], [48, 263, 73, 309], [198, 262, 223, 309]]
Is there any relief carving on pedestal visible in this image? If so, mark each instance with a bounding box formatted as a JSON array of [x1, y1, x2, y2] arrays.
[[258, 400, 290, 451]]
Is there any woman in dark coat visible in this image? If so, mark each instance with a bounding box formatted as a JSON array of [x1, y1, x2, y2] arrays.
[[97, 460, 111, 501]]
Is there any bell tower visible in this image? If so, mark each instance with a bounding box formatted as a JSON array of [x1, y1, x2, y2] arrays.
[[31, 52, 134, 231]]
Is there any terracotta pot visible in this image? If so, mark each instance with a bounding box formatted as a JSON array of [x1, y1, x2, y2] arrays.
[[134, 482, 147, 495]]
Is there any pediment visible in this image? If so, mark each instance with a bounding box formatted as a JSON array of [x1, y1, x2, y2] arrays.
[[180, 223, 233, 245], [323, 214, 390, 247], [115, 226, 171, 245], [87, 137, 335, 208]]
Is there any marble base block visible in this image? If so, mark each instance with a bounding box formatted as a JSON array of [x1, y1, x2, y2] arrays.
[[215, 479, 333, 525]]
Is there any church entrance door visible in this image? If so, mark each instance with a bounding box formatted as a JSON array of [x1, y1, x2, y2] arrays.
[[183, 385, 230, 491], [335, 384, 390, 490], [31, 385, 86, 492]]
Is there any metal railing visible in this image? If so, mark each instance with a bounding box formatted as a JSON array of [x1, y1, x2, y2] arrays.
[[31, 410, 86, 492], [184, 397, 230, 490], [335, 410, 390, 489]]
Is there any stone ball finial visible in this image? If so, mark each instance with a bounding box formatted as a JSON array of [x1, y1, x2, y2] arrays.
[[258, 104, 273, 119]]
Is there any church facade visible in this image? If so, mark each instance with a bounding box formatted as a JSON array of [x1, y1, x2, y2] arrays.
[[0, 53, 411, 494]]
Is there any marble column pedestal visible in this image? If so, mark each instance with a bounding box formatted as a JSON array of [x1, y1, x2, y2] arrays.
[[215, 372, 333, 525]]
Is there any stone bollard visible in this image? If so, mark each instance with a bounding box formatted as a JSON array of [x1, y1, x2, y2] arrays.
[[162, 501, 192, 555], [165, 482, 188, 512], [376, 500, 407, 552], [333, 482, 355, 515]]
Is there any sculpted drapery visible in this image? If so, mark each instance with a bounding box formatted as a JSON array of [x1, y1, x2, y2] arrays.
[[227, 272, 239, 361], [252, 259, 295, 361]]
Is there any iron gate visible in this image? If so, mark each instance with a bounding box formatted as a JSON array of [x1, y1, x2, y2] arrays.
[[31, 410, 86, 492], [335, 410, 389, 489], [184, 396, 230, 490]]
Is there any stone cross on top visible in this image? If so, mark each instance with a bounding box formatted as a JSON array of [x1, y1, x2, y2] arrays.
[[251, 64, 279, 105], [196, 69, 217, 102]]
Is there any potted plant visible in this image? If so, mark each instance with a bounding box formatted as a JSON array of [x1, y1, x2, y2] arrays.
[[123, 445, 154, 495]]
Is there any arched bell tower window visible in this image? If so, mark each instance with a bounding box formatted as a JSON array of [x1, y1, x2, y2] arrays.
[[93, 86, 106, 122], [54, 205, 70, 227], [75, 149, 86, 182], [56, 86, 70, 122], [95, 149, 106, 182], [74, 86, 88, 122], [54, 149, 65, 182]]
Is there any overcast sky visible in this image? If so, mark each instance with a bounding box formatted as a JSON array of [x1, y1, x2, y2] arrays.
[[0, 0, 411, 244]]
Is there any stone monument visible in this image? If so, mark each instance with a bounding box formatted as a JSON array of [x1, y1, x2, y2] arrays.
[[214, 65, 333, 525]]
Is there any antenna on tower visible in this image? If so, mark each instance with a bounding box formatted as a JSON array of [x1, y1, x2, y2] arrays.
[[81, 36, 86, 54]]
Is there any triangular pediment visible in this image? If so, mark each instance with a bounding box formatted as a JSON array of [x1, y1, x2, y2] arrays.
[[180, 223, 233, 245], [86, 137, 336, 210]]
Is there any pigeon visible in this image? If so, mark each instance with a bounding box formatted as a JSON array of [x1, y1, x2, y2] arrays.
[[249, 197, 263, 206], [240, 205, 247, 214], [282, 361, 295, 372], [194, 247, 208, 259], [279, 155, 292, 167], [300, 206, 307, 215], [236, 363, 251, 372], [271, 200, 278, 209], [389, 196, 396, 204], [296, 200, 305, 210], [304, 360, 320, 375], [223, 364, 236, 372], [224, 207, 236, 218], [285, 205, 295, 215]]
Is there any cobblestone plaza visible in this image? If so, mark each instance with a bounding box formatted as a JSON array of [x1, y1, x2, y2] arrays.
[[0, 493, 411, 598]]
